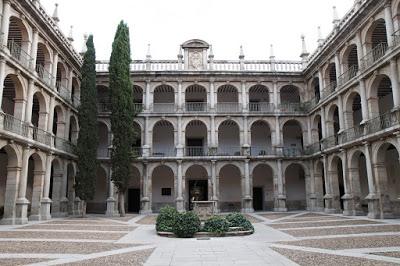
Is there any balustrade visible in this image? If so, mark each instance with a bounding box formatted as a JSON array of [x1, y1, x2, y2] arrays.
[[7, 40, 33, 69], [185, 146, 206, 156], [360, 42, 388, 70], [153, 103, 175, 113], [248, 102, 275, 113], [185, 102, 207, 112], [216, 102, 241, 113]]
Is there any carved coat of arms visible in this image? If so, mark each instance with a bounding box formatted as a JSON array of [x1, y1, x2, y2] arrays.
[[190, 51, 202, 70]]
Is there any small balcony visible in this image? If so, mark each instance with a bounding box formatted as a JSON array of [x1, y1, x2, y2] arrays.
[[216, 102, 241, 113], [185, 146, 206, 156], [151, 148, 176, 157], [185, 102, 208, 113], [278, 102, 309, 114], [216, 146, 242, 156], [36, 64, 54, 88], [248, 102, 275, 113], [7, 39, 33, 70], [250, 146, 275, 156], [360, 42, 388, 70]]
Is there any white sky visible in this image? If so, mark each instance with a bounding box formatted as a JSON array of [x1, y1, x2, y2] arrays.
[[40, 0, 353, 61]]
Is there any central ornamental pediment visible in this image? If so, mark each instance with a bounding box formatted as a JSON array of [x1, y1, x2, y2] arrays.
[[181, 39, 210, 71], [181, 39, 210, 49]]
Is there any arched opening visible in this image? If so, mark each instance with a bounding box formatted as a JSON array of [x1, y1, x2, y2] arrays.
[[132, 121, 142, 156], [87, 166, 108, 214], [366, 19, 388, 60], [52, 106, 64, 137], [325, 63, 337, 92], [312, 115, 323, 143], [250, 120, 272, 156], [56, 62, 68, 93], [68, 116, 78, 144], [0, 145, 19, 222], [369, 75, 393, 118], [218, 120, 240, 156], [35, 43, 52, 84], [49, 159, 63, 215], [26, 153, 44, 219], [126, 166, 141, 213], [249, 85, 271, 112], [96, 85, 110, 112], [343, 45, 359, 78], [152, 165, 175, 212], [71, 77, 80, 107], [219, 164, 242, 212], [285, 163, 306, 210], [7, 17, 30, 66], [327, 105, 340, 138], [132, 85, 143, 113], [152, 120, 175, 157], [280, 85, 301, 112], [282, 120, 303, 156], [2, 75, 24, 119], [185, 84, 207, 112], [350, 151, 369, 214], [185, 120, 207, 156], [331, 156, 345, 211], [252, 164, 273, 211], [312, 77, 320, 103], [31, 92, 47, 129], [375, 143, 400, 217], [153, 85, 175, 112], [217, 84, 239, 112], [185, 165, 209, 210], [345, 92, 363, 129], [97, 122, 109, 158], [66, 163, 75, 214]]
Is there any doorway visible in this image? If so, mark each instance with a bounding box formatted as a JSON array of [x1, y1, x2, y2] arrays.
[[253, 187, 263, 211], [128, 188, 140, 213], [188, 180, 208, 210]]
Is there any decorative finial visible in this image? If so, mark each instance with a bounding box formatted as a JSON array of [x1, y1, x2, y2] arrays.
[[146, 43, 151, 60], [80, 34, 88, 56], [317, 26, 324, 47], [239, 45, 244, 59], [209, 45, 214, 58], [68, 26, 74, 42], [269, 44, 275, 60], [333, 6, 340, 27], [52, 3, 59, 24], [300, 35, 309, 65]]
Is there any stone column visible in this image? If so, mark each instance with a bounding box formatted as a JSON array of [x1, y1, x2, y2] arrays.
[[318, 70, 324, 99], [59, 160, 69, 216], [322, 154, 334, 213], [40, 153, 53, 220], [47, 96, 55, 133], [0, 59, 6, 110], [384, 1, 395, 47], [274, 159, 287, 211], [241, 116, 250, 155], [359, 79, 369, 123], [209, 79, 215, 111], [106, 167, 117, 217], [15, 146, 31, 224], [211, 160, 219, 212], [334, 53, 341, 84], [176, 116, 183, 156], [140, 161, 151, 214], [1, 0, 11, 47], [24, 80, 35, 124], [373, 161, 394, 219], [176, 160, 184, 211], [242, 159, 253, 213], [320, 106, 327, 138], [390, 59, 400, 109], [177, 80, 183, 111], [363, 142, 380, 218], [307, 160, 317, 211], [274, 116, 282, 155], [51, 52, 59, 88], [1, 163, 22, 225], [30, 28, 39, 70], [340, 149, 355, 216], [337, 94, 345, 133], [145, 80, 151, 111], [142, 116, 150, 157], [210, 116, 217, 155], [241, 80, 247, 112]]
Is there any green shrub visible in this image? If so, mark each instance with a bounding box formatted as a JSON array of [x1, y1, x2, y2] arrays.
[[173, 211, 201, 238], [156, 206, 178, 232], [203, 216, 229, 235], [226, 213, 254, 232]]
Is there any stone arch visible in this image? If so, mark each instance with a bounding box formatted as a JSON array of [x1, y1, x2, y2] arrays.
[[250, 120, 272, 156], [7, 16, 31, 54], [1, 74, 26, 119], [324, 62, 338, 91], [329, 155, 346, 211], [311, 76, 320, 102], [71, 77, 80, 106], [36, 42, 53, 80], [252, 163, 274, 211], [153, 84, 175, 112], [31, 90, 48, 129], [219, 164, 242, 212], [280, 85, 301, 103], [282, 119, 304, 154], [126, 165, 141, 213], [284, 163, 306, 210], [132, 121, 142, 149], [152, 120, 175, 157], [87, 166, 108, 214], [151, 164, 175, 212], [56, 61, 68, 92], [367, 74, 394, 117], [68, 115, 78, 144], [97, 121, 110, 158], [364, 18, 388, 52], [185, 120, 208, 156], [344, 91, 363, 127], [249, 84, 269, 103], [52, 105, 66, 137], [217, 84, 239, 102], [326, 103, 340, 137], [217, 120, 241, 155], [341, 44, 359, 74], [349, 149, 370, 214], [185, 164, 209, 210], [311, 114, 323, 143], [26, 152, 45, 219], [185, 84, 207, 111]]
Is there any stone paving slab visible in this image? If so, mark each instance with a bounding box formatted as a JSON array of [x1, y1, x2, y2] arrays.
[[270, 219, 381, 229], [283, 224, 400, 237], [371, 252, 400, 259], [61, 248, 155, 266], [46, 219, 122, 225], [258, 213, 299, 220], [136, 215, 157, 225], [0, 258, 50, 265], [0, 231, 126, 240], [0, 240, 138, 254], [17, 224, 135, 232], [271, 247, 398, 266], [274, 216, 351, 223], [278, 235, 400, 250]]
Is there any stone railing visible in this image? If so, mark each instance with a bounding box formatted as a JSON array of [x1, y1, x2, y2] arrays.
[[0, 112, 74, 154], [360, 42, 389, 71], [250, 146, 275, 156], [248, 102, 275, 113], [216, 146, 242, 156], [151, 148, 176, 157], [185, 146, 206, 157], [36, 64, 54, 87], [7, 40, 33, 69], [96, 60, 303, 73], [185, 102, 208, 112], [153, 103, 175, 113], [278, 102, 309, 114], [216, 102, 242, 113]]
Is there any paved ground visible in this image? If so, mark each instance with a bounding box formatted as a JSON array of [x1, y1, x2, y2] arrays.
[[0, 212, 400, 265]]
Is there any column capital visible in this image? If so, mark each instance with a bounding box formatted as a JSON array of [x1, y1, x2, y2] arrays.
[[362, 141, 371, 147]]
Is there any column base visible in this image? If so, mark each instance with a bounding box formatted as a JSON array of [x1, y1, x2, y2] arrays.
[[273, 208, 287, 212], [106, 197, 119, 217], [366, 194, 380, 219], [242, 197, 253, 213], [324, 208, 341, 214], [342, 194, 355, 216], [140, 197, 151, 214], [274, 195, 286, 211], [72, 197, 82, 216], [15, 198, 30, 225], [40, 198, 52, 221], [176, 197, 184, 212]]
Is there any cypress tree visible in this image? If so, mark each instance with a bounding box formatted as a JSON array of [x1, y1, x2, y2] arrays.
[[75, 35, 98, 216], [109, 21, 135, 216]]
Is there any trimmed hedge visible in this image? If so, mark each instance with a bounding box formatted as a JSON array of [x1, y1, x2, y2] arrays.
[[156, 206, 178, 232], [226, 213, 254, 232], [203, 216, 229, 235], [173, 211, 201, 238]]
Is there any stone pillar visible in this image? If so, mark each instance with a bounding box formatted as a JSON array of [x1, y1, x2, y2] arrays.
[[140, 162, 151, 214], [1, 0, 11, 47], [177, 80, 183, 111], [176, 160, 184, 211], [106, 167, 117, 217], [337, 94, 345, 133], [47, 96, 55, 132], [390, 59, 400, 109], [273, 81, 279, 108], [359, 79, 369, 123], [307, 160, 317, 211], [15, 146, 31, 224], [274, 159, 287, 211], [142, 116, 150, 157], [51, 52, 59, 88], [384, 1, 395, 47], [322, 154, 334, 213], [209, 79, 215, 111], [24, 80, 35, 124], [145, 80, 151, 111], [0, 59, 6, 110], [1, 163, 22, 225], [241, 80, 247, 112], [334, 53, 341, 84], [40, 153, 53, 220], [176, 116, 183, 157], [373, 161, 394, 219], [242, 159, 253, 213], [320, 106, 327, 138], [210, 116, 217, 154], [340, 149, 355, 216], [241, 116, 250, 155], [59, 160, 69, 216], [363, 142, 380, 218], [48, 165, 64, 217], [30, 28, 39, 70]]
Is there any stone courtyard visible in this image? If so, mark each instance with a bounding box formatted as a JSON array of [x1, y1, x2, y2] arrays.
[[0, 213, 399, 265]]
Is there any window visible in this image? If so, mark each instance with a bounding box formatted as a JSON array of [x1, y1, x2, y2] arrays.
[[161, 188, 171, 196]]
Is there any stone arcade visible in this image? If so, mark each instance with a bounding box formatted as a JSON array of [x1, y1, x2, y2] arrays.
[[1, 0, 400, 225]]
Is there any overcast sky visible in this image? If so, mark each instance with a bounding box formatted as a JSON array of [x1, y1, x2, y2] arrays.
[[40, 0, 353, 61]]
